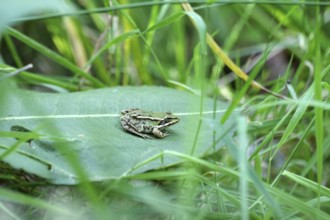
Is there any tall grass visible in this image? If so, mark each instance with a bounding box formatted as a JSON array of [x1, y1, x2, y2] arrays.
[[0, 1, 329, 219]]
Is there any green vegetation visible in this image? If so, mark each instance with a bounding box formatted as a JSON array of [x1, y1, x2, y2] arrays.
[[0, 0, 329, 219]]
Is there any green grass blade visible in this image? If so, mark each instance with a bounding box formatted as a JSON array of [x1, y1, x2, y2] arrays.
[[266, 185, 330, 220], [5, 27, 105, 88], [0, 188, 76, 217], [270, 88, 313, 160], [283, 171, 330, 197], [313, 5, 323, 207], [237, 116, 249, 220], [85, 30, 140, 67], [145, 12, 184, 33]]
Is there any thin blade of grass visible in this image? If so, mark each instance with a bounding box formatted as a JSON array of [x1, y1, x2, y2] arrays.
[[237, 116, 249, 220], [5, 27, 105, 88], [0, 188, 76, 217], [282, 171, 330, 197], [313, 5, 323, 207], [85, 30, 140, 67], [270, 87, 313, 160]]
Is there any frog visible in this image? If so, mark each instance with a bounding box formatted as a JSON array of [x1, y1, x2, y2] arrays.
[[120, 108, 179, 139]]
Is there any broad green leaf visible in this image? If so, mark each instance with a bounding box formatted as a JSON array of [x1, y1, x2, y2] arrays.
[[0, 81, 238, 184], [0, 0, 72, 33]]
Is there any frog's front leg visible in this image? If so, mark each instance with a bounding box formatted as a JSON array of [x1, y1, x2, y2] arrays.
[[152, 128, 168, 138]]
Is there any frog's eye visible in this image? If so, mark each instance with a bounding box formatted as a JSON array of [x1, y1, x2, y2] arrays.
[[161, 118, 173, 124], [159, 120, 166, 125]]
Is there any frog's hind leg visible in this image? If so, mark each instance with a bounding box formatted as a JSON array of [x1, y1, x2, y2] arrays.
[[121, 121, 153, 139], [120, 117, 153, 138], [129, 129, 153, 138]]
